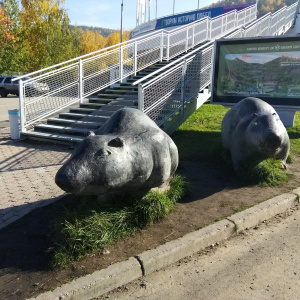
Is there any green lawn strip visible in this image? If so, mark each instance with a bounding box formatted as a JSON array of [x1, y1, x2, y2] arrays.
[[287, 111, 300, 155], [51, 175, 190, 268], [173, 103, 295, 186]]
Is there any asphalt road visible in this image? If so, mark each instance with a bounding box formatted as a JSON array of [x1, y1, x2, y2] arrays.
[[0, 96, 19, 129], [101, 207, 300, 300]]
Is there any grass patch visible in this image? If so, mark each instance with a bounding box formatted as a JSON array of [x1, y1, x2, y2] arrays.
[[240, 158, 291, 187], [287, 111, 300, 155], [51, 175, 190, 268]]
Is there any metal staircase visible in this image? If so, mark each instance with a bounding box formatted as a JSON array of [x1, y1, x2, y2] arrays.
[[20, 60, 175, 145]]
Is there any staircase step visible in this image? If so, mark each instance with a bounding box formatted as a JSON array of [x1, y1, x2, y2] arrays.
[[21, 131, 84, 145], [59, 112, 111, 122], [80, 103, 106, 109], [105, 89, 131, 94], [47, 118, 103, 129], [34, 124, 91, 136], [88, 98, 113, 104], [96, 93, 120, 99], [70, 107, 97, 114], [113, 86, 138, 91], [100, 104, 137, 111]]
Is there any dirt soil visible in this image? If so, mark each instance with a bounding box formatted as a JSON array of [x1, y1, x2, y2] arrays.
[[1, 151, 300, 299]]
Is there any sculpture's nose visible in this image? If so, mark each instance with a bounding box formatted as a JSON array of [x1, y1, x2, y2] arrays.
[[55, 170, 76, 193], [55, 164, 84, 194], [265, 132, 282, 149]]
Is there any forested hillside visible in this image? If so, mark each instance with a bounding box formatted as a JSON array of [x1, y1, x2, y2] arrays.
[[206, 0, 297, 18], [69, 25, 117, 38]]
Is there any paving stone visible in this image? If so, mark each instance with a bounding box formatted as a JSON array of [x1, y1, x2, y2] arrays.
[[0, 136, 69, 229]]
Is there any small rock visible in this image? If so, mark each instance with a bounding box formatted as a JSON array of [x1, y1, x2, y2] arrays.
[[140, 283, 147, 289], [102, 250, 110, 255]]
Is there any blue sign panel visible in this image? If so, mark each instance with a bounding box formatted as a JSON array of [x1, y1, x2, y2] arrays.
[[155, 7, 224, 30]]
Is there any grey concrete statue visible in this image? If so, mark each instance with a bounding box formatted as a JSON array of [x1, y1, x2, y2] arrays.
[[55, 107, 179, 195], [221, 97, 290, 171]]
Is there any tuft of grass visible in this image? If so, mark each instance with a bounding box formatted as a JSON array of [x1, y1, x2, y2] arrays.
[[240, 158, 291, 187], [51, 175, 190, 268]]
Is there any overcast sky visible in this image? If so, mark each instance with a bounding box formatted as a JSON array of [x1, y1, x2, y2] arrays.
[[63, 0, 216, 30]]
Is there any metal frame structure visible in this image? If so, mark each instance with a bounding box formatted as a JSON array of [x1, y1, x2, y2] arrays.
[[13, 4, 257, 133], [134, 2, 298, 126]]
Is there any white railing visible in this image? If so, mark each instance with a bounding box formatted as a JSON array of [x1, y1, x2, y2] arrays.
[[13, 4, 257, 132], [135, 2, 297, 127]]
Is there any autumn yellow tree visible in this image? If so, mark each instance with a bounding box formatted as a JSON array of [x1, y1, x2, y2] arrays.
[[0, 6, 13, 42], [80, 29, 106, 54], [105, 30, 131, 48], [20, 0, 81, 71]]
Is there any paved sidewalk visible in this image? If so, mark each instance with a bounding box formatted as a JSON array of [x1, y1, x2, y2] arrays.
[[0, 127, 72, 230]]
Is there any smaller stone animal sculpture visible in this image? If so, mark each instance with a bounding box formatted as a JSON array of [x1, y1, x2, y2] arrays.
[[221, 97, 290, 171], [55, 107, 179, 195]]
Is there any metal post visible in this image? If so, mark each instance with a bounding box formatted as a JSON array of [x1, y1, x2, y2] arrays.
[[79, 59, 83, 103], [120, 45, 123, 83], [173, 0, 175, 15], [138, 84, 144, 111], [268, 15, 271, 35], [148, 0, 150, 22], [192, 24, 195, 47], [134, 41, 137, 76], [136, 0, 139, 26], [185, 26, 189, 52], [156, 0, 157, 19], [18, 79, 25, 132], [220, 15, 223, 36], [198, 0, 199, 9], [121, 0, 123, 43], [160, 31, 164, 61], [166, 34, 170, 61], [180, 60, 187, 118], [208, 18, 211, 40]]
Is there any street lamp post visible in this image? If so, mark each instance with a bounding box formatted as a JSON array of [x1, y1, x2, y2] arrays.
[[121, 0, 123, 43], [173, 0, 175, 15]]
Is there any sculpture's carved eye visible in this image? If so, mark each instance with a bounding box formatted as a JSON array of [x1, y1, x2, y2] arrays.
[[87, 131, 95, 137], [108, 137, 124, 148], [95, 149, 111, 157]]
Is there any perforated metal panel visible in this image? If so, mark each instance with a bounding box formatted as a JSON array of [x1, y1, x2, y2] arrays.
[[23, 64, 79, 126]]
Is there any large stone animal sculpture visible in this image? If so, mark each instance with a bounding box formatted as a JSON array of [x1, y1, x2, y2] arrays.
[[221, 97, 290, 171], [55, 107, 179, 195]]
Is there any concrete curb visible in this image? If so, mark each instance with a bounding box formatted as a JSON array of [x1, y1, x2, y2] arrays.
[[228, 192, 299, 232], [29, 257, 142, 300], [29, 188, 300, 300], [137, 219, 235, 276]]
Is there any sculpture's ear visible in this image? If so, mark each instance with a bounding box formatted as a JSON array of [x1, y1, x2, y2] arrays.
[[87, 131, 95, 137], [108, 137, 124, 147]]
